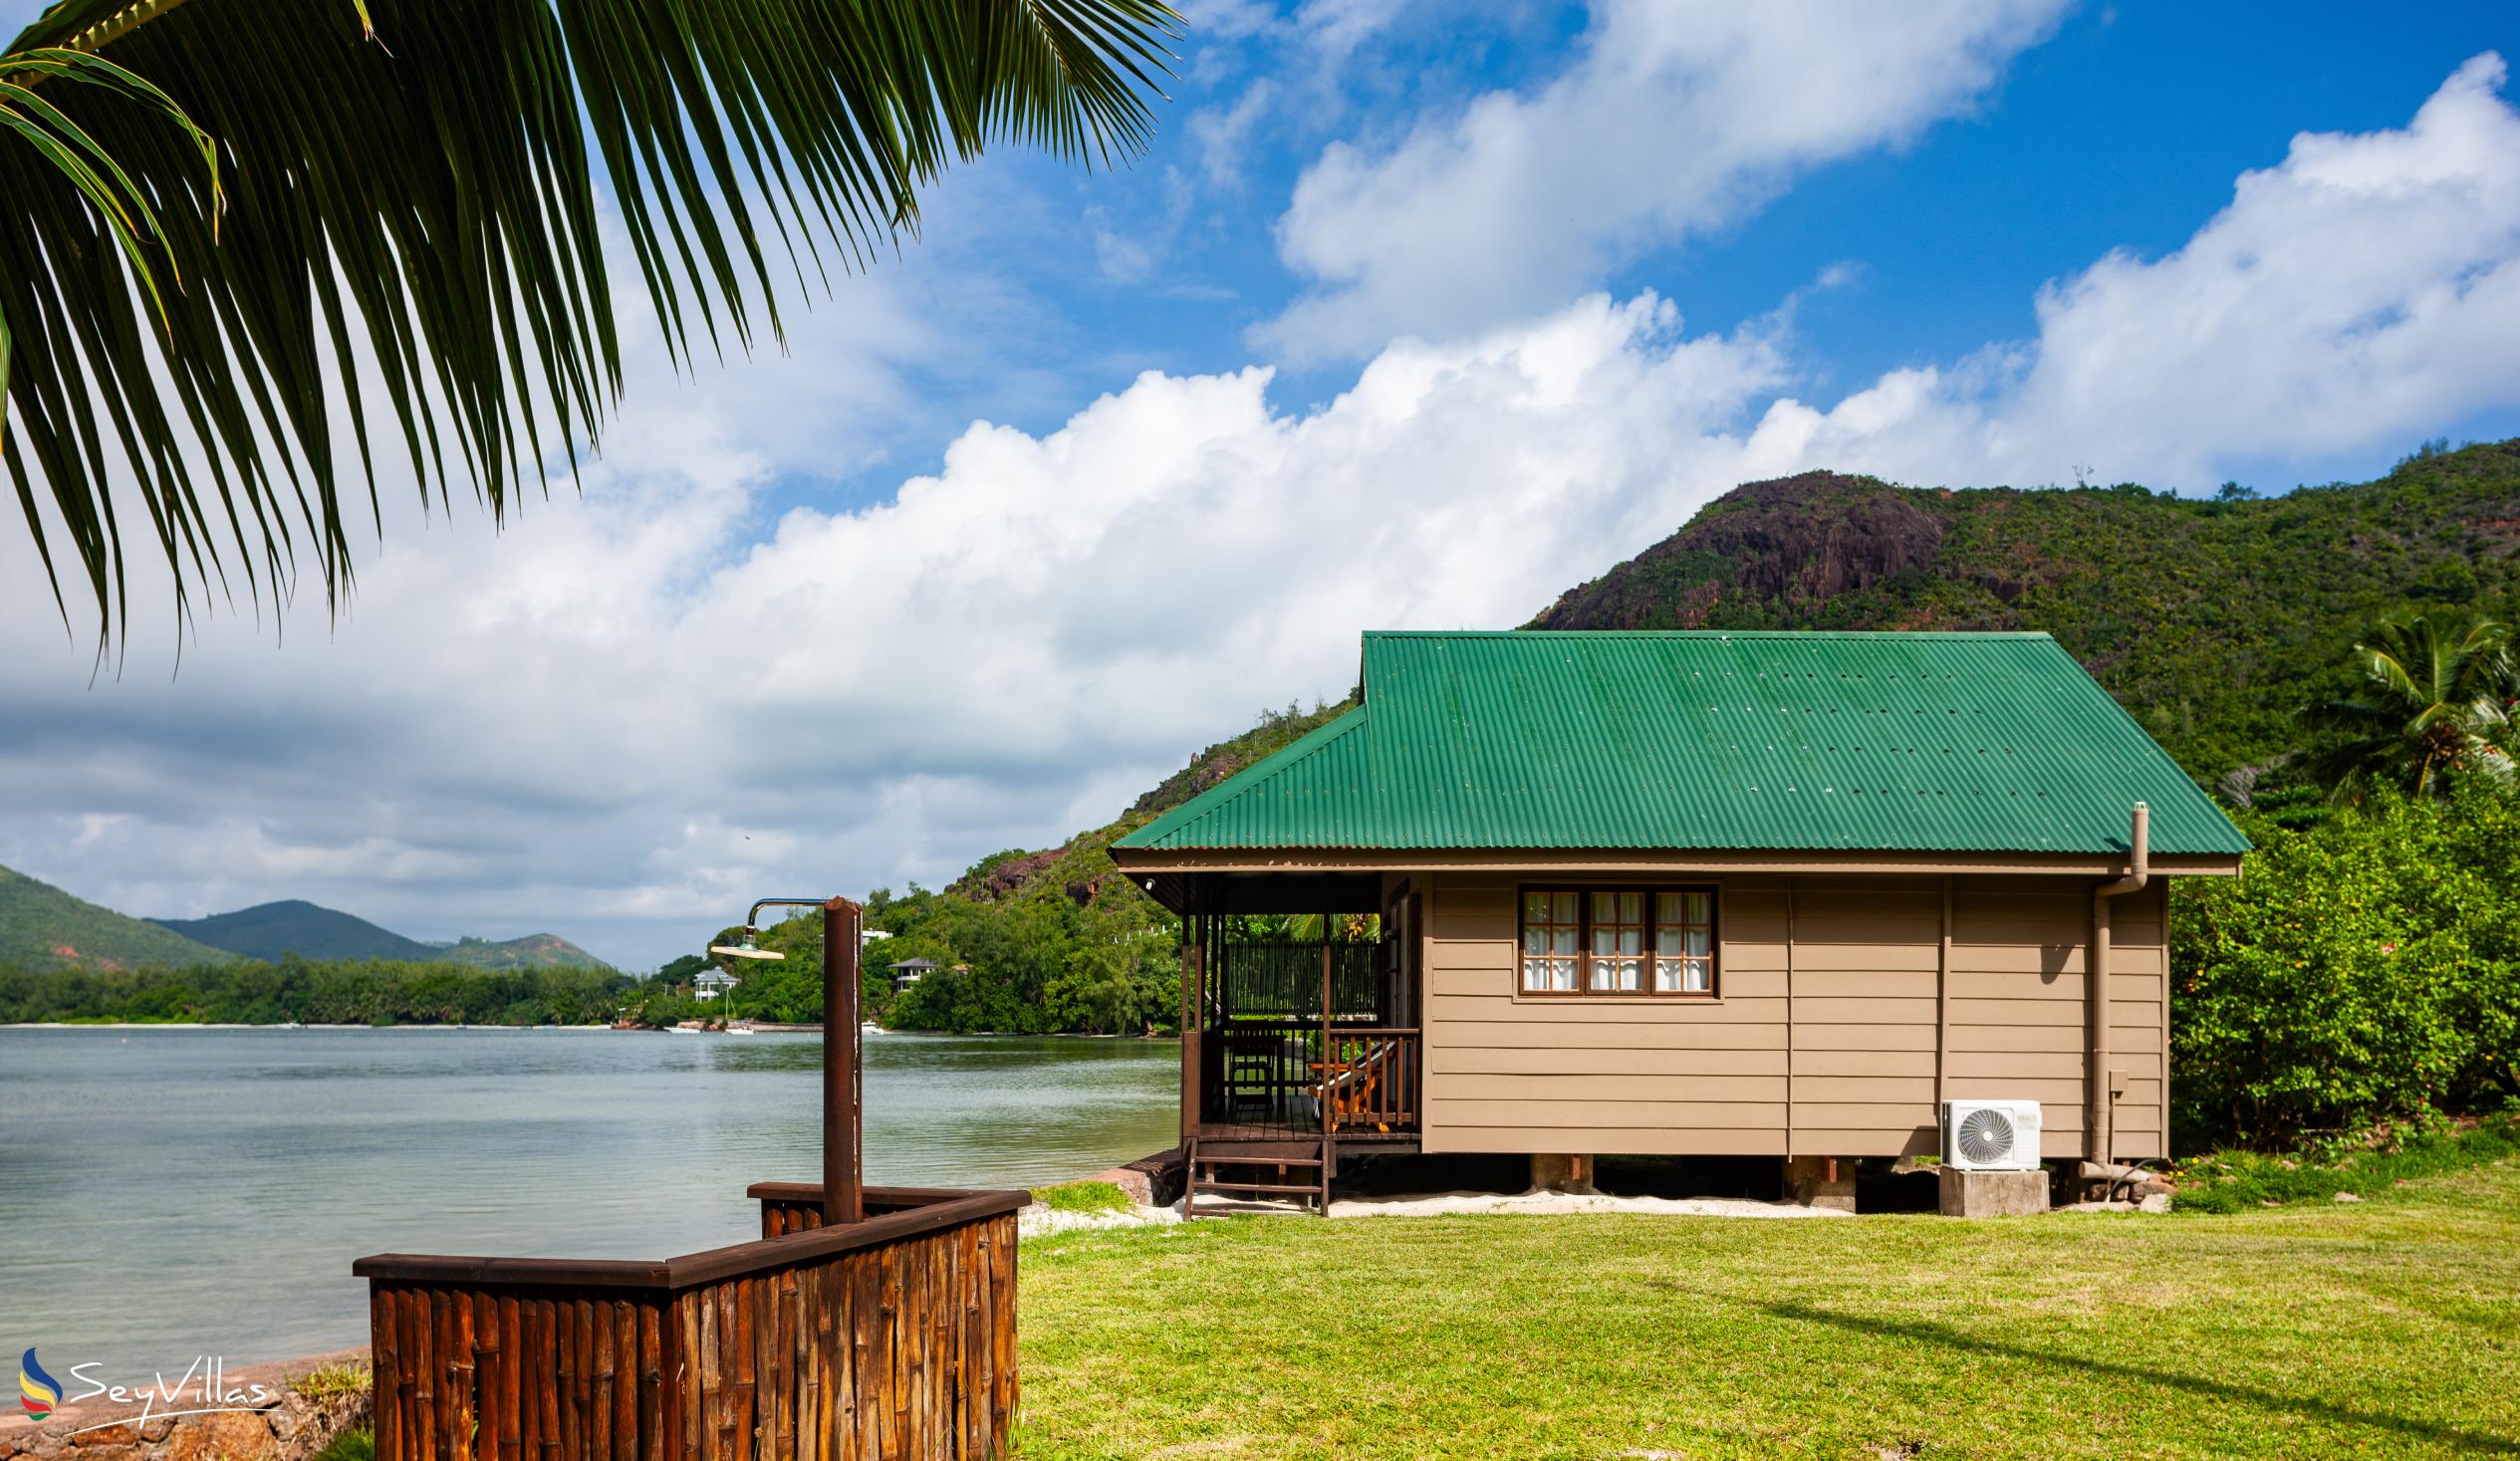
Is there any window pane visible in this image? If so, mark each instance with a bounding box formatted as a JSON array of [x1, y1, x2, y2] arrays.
[[1552, 927, 1578, 955], [1521, 957, 1545, 992], [1525, 892, 1551, 922], [1654, 924, 1681, 957], [1592, 956, 1637, 992], [1553, 892, 1578, 922], [1686, 891, 1711, 923], [1652, 957, 1678, 992], [1523, 926, 1548, 955], [1686, 926, 1710, 957], [1620, 892, 1642, 923], [1656, 892, 1684, 924], [1551, 958, 1578, 991], [1619, 928, 1641, 955]]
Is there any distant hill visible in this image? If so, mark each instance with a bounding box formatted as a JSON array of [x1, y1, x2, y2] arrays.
[[1527, 440, 2520, 781], [424, 933, 612, 970], [0, 868, 616, 975], [152, 898, 437, 962], [0, 864, 236, 972]]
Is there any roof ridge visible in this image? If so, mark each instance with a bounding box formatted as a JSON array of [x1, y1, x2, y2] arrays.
[[1360, 628, 2060, 640]]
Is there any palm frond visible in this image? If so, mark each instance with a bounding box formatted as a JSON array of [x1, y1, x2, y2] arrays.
[[2300, 609, 2520, 801], [4, 0, 1177, 648]]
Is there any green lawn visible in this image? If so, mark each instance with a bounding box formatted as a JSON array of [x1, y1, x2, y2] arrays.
[[1016, 1161, 2520, 1459]]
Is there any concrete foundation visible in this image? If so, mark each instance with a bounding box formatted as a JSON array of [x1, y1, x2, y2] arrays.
[[1784, 1155, 1857, 1213], [1529, 1153, 1598, 1195], [1938, 1166, 2051, 1217]]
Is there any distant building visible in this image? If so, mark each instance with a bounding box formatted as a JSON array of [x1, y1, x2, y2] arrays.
[[889, 957, 937, 987], [694, 969, 740, 1001]]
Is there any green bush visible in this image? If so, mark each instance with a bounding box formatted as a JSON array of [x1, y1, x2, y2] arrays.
[[2170, 787, 2520, 1148]]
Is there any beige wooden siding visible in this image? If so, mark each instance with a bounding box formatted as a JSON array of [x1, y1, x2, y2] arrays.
[[1420, 868, 2171, 1161], [1421, 873, 1789, 1156], [2106, 878, 2169, 1159]]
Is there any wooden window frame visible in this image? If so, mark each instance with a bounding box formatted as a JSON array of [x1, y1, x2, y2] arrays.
[[1516, 882, 1720, 1000]]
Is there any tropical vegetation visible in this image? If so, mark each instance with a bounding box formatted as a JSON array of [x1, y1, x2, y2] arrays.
[[2302, 609, 2515, 799], [0, 954, 633, 1025], [2169, 786, 2520, 1148], [3, 0, 1174, 646]]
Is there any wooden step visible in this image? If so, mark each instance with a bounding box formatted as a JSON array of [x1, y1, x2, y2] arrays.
[[1194, 1140, 1325, 1163], [1191, 1180, 1324, 1195]]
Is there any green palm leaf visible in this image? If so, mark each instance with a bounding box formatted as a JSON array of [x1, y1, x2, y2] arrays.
[[2303, 609, 2518, 800], [3, 0, 1175, 648]]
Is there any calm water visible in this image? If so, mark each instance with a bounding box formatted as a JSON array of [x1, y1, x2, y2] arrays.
[[0, 1027, 1177, 1375]]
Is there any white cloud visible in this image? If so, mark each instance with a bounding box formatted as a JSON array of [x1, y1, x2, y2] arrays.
[[1742, 53, 2520, 488], [1188, 81, 1279, 190], [8, 56, 2520, 968], [1260, 0, 2069, 359]]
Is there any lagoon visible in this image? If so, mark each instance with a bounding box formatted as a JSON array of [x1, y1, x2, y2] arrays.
[[0, 1026, 1177, 1377]]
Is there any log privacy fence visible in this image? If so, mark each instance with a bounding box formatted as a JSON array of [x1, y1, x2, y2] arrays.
[[355, 900, 1026, 1461]]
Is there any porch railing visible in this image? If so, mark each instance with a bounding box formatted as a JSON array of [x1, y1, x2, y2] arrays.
[[1322, 1028, 1419, 1135], [1195, 1023, 1420, 1137]]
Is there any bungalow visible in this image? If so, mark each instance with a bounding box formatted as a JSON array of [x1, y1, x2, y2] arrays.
[[1109, 630, 2248, 1214], [889, 957, 937, 986]]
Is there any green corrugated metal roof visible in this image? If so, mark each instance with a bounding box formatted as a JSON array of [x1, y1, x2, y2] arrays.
[[1115, 631, 2250, 856]]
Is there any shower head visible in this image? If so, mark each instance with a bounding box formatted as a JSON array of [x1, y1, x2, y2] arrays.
[[707, 926, 787, 962]]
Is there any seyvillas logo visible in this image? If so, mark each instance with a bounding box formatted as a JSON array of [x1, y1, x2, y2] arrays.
[[9, 1353, 276, 1433], [18, 1349, 60, 1419]]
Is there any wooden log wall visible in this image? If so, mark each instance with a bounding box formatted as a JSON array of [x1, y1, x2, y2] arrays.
[[362, 1191, 1021, 1461]]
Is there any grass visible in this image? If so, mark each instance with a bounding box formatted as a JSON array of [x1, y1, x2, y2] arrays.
[[1032, 1179, 1134, 1215], [291, 1360, 373, 1402], [1016, 1159, 2520, 1459], [2172, 1114, 2520, 1212], [310, 1430, 375, 1461]]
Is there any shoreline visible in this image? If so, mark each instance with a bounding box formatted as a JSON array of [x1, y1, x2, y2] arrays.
[[3, 1022, 1181, 1038]]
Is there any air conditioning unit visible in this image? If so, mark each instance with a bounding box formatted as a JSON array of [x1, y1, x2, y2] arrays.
[[1941, 1099, 2043, 1171]]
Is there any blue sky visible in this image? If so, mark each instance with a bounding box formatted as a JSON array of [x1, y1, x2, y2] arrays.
[[5, 1, 2519, 966], [761, 0, 2520, 512]]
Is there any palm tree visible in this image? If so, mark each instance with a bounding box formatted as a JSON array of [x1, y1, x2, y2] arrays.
[[3, 0, 1173, 646], [2303, 609, 2518, 800]]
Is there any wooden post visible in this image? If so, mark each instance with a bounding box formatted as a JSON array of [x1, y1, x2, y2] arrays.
[[1180, 911, 1203, 1141], [1320, 936, 1334, 1139], [823, 897, 864, 1226]]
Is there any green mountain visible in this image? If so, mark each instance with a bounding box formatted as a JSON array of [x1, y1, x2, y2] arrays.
[[423, 933, 613, 971], [1527, 440, 2520, 782], [0, 864, 236, 973], [152, 898, 437, 962]]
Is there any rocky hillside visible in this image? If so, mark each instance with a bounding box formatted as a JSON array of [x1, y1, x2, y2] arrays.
[[424, 933, 612, 970], [947, 698, 1358, 907], [1531, 442, 2520, 779], [0, 863, 236, 972]]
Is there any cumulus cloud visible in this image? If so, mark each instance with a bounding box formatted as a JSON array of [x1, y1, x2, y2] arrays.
[[1259, 0, 2070, 359], [8, 56, 2520, 967], [1745, 53, 2520, 487]]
